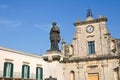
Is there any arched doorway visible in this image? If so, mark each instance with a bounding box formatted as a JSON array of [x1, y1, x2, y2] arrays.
[[70, 71, 75, 80]]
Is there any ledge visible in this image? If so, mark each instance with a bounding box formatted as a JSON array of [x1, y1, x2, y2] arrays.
[[74, 17, 108, 26], [61, 54, 119, 63]]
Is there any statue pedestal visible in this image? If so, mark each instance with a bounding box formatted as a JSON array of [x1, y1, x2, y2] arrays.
[[42, 50, 64, 62], [45, 76, 57, 80]]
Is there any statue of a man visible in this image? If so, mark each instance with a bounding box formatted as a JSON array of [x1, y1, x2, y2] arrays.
[[50, 22, 60, 51]]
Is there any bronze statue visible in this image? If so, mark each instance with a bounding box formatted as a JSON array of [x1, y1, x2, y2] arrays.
[[50, 22, 60, 51]]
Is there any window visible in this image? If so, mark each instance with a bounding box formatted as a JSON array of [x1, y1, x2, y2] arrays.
[[22, 65, 30, 79], [36, 67, 43, 80], [3, 62, 13, 78], [88, 41, 95, 54]]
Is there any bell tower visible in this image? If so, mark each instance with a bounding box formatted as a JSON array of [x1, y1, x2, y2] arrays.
[[62, 9, 112, 58], [74, 9, 109, 56], [73, 9, 109, 57]]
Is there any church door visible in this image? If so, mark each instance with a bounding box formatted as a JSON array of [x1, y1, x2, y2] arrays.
[[88, 73, 99, 80]]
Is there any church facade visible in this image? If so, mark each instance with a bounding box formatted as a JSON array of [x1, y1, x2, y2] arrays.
[[0, 10, 120, 80], [60, 10, 120, 80]]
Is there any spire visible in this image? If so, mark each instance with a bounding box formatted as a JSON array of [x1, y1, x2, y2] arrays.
[[62, 37, 66, 44], [86, 9, 93, 18]]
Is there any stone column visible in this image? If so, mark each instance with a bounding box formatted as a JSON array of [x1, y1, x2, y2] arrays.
[[102, 64, 108, 80], [78, 65, 85, 80], [118, 39, 120, 80], [76, 66, 80, 80], [118, 66, 120, 80]]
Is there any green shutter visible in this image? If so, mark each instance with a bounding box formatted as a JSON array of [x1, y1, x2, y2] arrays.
[[40, 68, 43, 80], [88, 42, 91, 54], [10, 63, 13, 78], [22, 65, 24, 79], [3, 62, 7, 77], [92, 42, 95, 53], [27, 66, 30, 79], [36, 67, 38, 80]]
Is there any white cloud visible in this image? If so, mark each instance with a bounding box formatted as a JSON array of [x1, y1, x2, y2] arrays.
[[0, 4, 8, 9], [34, 24, 51, 32], [0, 19, 22, 28]]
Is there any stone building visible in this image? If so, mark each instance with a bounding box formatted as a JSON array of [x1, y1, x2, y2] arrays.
[[60, 10, 120, 80], [0, 10, 120, 80]]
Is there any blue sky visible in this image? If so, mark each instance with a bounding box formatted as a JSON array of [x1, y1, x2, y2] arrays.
[[0, 0, 120, 55]]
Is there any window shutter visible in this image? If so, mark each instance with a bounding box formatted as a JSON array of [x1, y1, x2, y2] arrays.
[[92, 42, 95, 53], [10, 63, 13, 78], [36, 67, 38, 80], [3, 62, 7, 78], [40, 68, 43, 80], [88, 42, 91, 53], [22, 65, 24, 79], [27, 66, 30, 79]]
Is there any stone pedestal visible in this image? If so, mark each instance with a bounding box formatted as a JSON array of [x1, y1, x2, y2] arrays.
[[45, 76, 57, 80], [42, 50, 64, 62]]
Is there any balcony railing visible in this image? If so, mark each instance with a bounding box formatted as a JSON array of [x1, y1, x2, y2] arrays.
[[0, 71, 3, 78], [0, 71, 36, 79], [13, 72, 21, 78]]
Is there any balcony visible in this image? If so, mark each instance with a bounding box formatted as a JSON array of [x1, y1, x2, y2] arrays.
[[0, 71, 36, 80], [0, 71, 3, 78]]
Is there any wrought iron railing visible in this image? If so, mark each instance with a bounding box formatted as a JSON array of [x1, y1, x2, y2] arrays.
[[0, 71, 36, 79], [0, 71, 3, 77]]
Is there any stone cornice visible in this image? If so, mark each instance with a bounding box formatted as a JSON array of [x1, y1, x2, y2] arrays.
[[74, 17, 108, 26], [61, 54, 119, 63], [0, 46, 41, 58]]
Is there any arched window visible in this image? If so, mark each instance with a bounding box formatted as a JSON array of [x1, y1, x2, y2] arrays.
[[70, 71, 75, 80], [111, 40, 116, 53], [3, 62, 13, 78], [113, 67, 119, 80], [69, 45, 74, 57]]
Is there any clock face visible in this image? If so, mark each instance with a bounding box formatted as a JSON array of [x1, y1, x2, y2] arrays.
[[86, 25, 94, 33]]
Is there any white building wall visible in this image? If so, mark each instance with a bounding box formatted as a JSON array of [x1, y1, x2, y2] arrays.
[[0, 47, 44, 79]]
